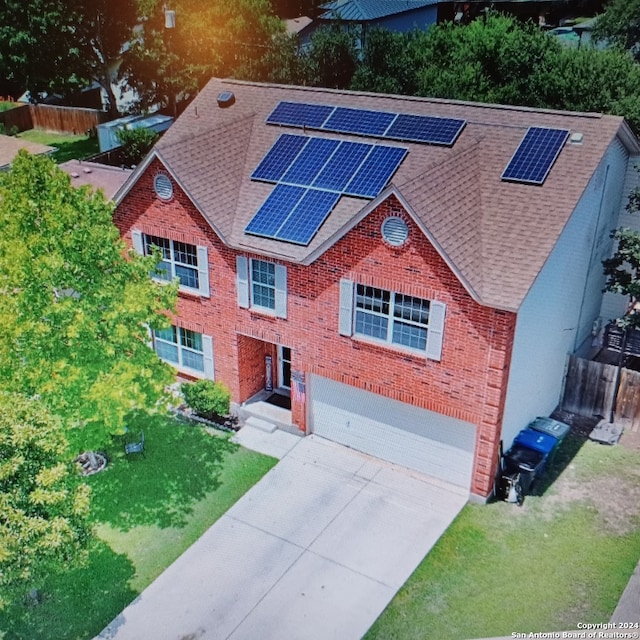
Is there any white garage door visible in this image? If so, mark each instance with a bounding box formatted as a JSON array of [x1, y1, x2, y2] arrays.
[[309, 375, 476, 489]]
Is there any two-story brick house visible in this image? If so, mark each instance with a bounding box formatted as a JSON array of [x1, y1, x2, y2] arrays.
[[113, 78, 638, 500]]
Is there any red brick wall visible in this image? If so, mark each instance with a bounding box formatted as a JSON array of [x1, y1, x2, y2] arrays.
[[115, 161, 516, 497]]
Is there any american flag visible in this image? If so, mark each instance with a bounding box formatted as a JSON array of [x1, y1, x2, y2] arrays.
[[291, 371, 306, 403]]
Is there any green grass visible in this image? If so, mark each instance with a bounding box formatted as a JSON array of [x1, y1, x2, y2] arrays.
[[0, 102, 18, 112], [366, 436, 640, 640], [0, 413, 277, 640], [16, 130, 99, 163]]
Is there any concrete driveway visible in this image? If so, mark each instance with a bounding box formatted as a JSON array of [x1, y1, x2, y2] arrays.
[[97, 434, 467, 640]]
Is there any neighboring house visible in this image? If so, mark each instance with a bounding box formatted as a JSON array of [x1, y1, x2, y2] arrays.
[[113, 78, 637, 501], [0, 134, 54, 170], [59, 160, 132, 200]]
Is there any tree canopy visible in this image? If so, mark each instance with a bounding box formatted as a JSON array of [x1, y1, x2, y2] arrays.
[[121, 0, 285, 112], [0, 152, 177, 452], [0, 0, 138, 114], [592, 0, 640, 60], [0, 392, 91, 606]]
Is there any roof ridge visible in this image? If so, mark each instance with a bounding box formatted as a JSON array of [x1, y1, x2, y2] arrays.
[[217, 78, 613, 122]]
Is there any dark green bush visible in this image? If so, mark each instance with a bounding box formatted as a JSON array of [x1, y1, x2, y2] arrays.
[[181, 380, 231, 419]]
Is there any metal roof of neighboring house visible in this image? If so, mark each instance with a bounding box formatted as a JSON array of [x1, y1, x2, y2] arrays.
[[320, 0, 438, 21], [60, 160, 133, 200], [285, 16, 313, 35], [115, 78, 638, 313], [0, 134, 54, 169]]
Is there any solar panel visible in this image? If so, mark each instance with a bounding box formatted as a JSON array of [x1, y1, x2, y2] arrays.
[[281, 137, 340, 187], [386, 114, 466, 146], [245, 184, 305, 238], [266, 101, 334, 128], [345, 145, 407, 198], [251, 134, 308, 182], [275, 189, 341, 245], [312, 141, 372, 192], [502, 127, 570, 185], [323, 107, 396, 137]]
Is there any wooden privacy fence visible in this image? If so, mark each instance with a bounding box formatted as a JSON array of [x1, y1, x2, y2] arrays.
[[561, 354, 640, 430], [0, 104, 106, 134]]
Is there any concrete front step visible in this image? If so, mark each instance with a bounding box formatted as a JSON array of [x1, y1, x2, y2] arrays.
[[244, 416, 278, 433]]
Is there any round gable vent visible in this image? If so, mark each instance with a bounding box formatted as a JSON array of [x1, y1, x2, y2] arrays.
[[381, 216, 409, 247], [217, 91, 235, 108], [154, 173, 173, 200]]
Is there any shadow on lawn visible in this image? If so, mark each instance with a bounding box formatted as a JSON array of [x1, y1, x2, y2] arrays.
[[529, 411, 597, 497], [0, 541, 136, 640], [51, 137, 99, 164], [88, 412, 238, 531]]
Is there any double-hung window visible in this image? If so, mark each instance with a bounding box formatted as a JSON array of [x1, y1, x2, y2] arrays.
[[236, 256, 287, 318], [340, 279, 446, 360], [152, 326, 214, 378], [131, 230, 210, 297]]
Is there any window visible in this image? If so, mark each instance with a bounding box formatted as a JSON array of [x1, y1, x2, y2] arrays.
[[236, 256, 287, 318], [152, 326, 214, 377], [131, 230, 209, 297], [145, 235, 198, 288], [251, 259, 276, 310], [355, 285, 429, 350], [339, 279, 446, 361]]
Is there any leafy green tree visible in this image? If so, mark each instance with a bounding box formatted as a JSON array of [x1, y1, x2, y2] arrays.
[[540, 46, 640, 134], [0, 0, 138, 115], [603, 174, 640, 327], [0, 152, 177, 453], [305, 24, 358, 89], [351, 28, 418, 95], [121, 0, 284, 112], [412, 14, 561, 106], [592, 0, 640, 60], [116, 126, 159, 167], [0, 392, 91, 608]]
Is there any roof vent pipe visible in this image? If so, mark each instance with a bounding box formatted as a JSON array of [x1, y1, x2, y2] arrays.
[[217, 91, 235, 108]]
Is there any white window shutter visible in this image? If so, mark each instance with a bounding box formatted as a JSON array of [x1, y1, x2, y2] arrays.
[[339, 279, 354, 336], [202, 334, 214, 379], [426, 301, 446, 361], [197, 246, 210, 297], [236, 256, 249, 308], [132, 230, 144, 255], [274, 264, 287, 319]]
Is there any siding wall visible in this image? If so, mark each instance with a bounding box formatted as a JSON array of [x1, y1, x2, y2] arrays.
[[501, 139, 629, 446], [114, 161, 517, 497]]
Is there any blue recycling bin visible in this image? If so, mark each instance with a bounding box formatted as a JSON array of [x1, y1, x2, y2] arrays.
[[498, 424, 566, 504]]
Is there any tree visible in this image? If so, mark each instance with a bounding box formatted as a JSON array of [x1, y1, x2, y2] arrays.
[[592, 0, 640, 60], [603, 175, 640, 328], [120, 0, 284, 112], [0, 152, 177, 454], [116, 126, 159, 167], [305, 24, 358, 89], [411, 14, 561, 106], [351, 28, 419, 95], [0, 0, 138, 115], [0, 392, 91, 607]]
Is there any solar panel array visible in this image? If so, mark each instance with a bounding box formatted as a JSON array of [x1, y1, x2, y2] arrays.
[[266, 101, 466, 147], [501, 127, 570, 185], [246, 133, 407, 245]]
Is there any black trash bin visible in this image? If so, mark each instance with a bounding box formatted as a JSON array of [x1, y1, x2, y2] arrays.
[[497, 428, 561, 505]]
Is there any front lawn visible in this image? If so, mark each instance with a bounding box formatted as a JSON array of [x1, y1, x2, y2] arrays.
[[16, 130, 99, 163], [0, 413, 277, 640], [366, 435, 640, 639]]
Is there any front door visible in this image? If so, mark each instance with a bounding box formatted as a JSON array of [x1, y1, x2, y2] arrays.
[[278, 346, 291, 390]]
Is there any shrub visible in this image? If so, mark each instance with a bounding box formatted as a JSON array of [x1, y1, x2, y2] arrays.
[[115, 126, 158, 167], [181, 380, 231, 419]]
